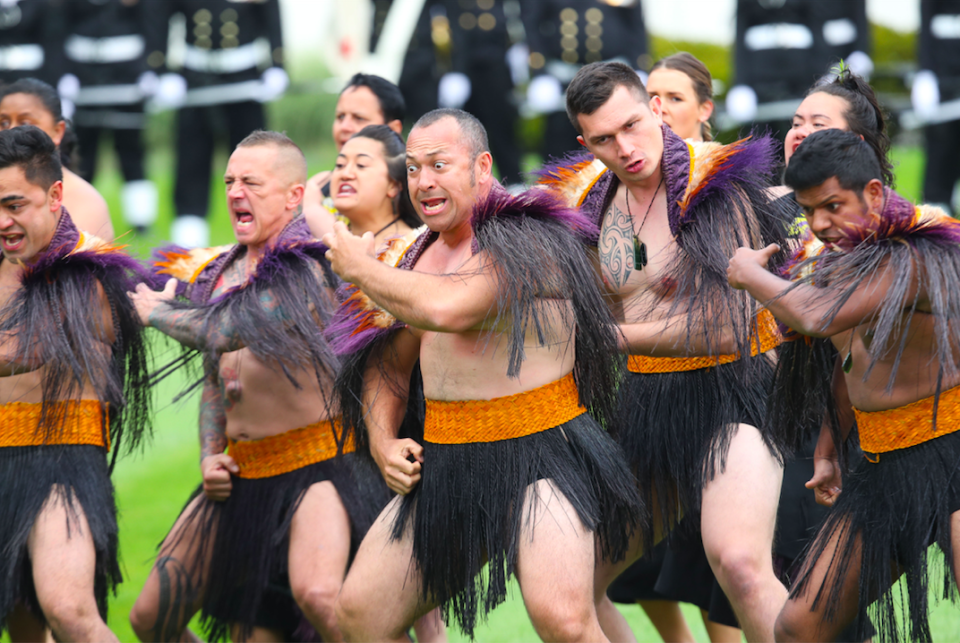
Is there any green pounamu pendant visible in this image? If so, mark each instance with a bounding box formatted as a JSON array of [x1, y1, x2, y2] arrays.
[[633, 236, 648, 270]]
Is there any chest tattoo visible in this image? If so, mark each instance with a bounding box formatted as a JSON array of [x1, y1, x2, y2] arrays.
[[599, 203, 635, 288]]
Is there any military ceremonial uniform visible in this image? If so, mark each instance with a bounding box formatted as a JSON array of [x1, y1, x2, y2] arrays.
[[61, 0, 157, 230], [144, 0, 285, 244], [731, 0, 869, 136], [521, 0, 647, 160], [0, 0, 59, 84], [919, 0, 960, 214]]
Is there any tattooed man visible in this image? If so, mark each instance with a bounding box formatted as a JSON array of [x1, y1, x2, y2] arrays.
[[127, 131, 397, 643], [0, 126, 150, 642], [539, 61, 795, 641]]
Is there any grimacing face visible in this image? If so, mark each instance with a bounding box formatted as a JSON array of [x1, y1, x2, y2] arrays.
[[405, 117, 491, 233], [646, 67, 712, 142], [794, 176, 884, 248], [785, 92, 850, 166], [331, 136, 399, 217], [224, 145, 301, 250], [0, 165, 62, 263], [576, 84, 665, 187]]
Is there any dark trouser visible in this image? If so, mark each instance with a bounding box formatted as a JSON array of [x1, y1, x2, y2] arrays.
[[174, 100, 265, 218], [541, 110, 581, 162], [923, 119, 960, 214], [465, 61, 521, 184], [74, 105, 147, 183]]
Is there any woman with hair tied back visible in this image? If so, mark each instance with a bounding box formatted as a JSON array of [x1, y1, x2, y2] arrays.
[[0, 78, 114, 242], [327, 124, 422, 246], [605, 53, 743, 643]]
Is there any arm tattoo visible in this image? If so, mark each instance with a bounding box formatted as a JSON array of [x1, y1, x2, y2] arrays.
[[199, 367, 227, 460], [151, 555, 199, 642], [599, 203, 635, 288]]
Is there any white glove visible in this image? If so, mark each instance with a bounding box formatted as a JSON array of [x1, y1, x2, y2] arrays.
[[152, 73, 187, 110], [259, 67, 289, 102], [527, 75, 564, 114], [438, 72, 471, 108], [725, 84, 758, 123], [137, 71, 159, 98], [57, 74, 80, 101], [60, 98, 75, 121], [912, 70, 940, 120], [845, 50, 873, 80]]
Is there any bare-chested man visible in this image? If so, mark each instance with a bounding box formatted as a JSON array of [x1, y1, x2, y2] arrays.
[[728, 128, 960, 642], [127, 131, 413, 642], [324, 108, 641, 642], [0, 125, 150, 642], [539, 61, 793, 641]]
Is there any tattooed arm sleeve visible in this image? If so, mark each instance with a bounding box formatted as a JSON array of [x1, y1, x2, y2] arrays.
[[199, 364, 227, 460]]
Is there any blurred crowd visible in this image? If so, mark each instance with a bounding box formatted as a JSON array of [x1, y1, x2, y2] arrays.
[[3, 0, 960, 247]]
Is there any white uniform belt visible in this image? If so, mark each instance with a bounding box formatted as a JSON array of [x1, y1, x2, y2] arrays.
[[183, 80, 263, 106], [0, 44, 43, 71], [65, 34, 145, 64], [182, 41, 267, 74], [75, 84, 144, 106]]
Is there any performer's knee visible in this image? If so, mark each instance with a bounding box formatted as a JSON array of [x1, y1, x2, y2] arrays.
[[293, 578, 341, 629], [773, 604, 810, 643], [42, 593, 100, 640], [526, 596, 593, 642], [710, 545, 766, 602]]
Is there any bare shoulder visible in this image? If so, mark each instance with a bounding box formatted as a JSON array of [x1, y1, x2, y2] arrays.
[[63, 170, 114, 242]]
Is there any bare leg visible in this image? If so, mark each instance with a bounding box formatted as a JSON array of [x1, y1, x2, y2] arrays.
[[28, 486, 117, 643], [701, 423, 785, 642], [7, 605, 50, 643], [335, 497, 436, 642], [774, 517, 862, 642], [413, 609, 448, 642], [516, 479, 608, 642], [288, 481, 351, 642], [130, 495, 211, 642], [700, 610, 742, 643], [638, 600, 695, 643]]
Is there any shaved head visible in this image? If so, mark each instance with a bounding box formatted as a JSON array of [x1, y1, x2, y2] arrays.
[[236, 130, 307, 186]]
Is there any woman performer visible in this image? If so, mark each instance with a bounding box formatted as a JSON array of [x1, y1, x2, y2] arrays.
[[605, 51, 741, 643], [0, 79, 114, 241]]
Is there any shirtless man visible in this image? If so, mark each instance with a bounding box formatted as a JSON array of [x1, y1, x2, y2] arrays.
[[728, 128, 960, 642], [0, 125, 149, 642], [539, 62, 791, 641], [302, 73, 405, 238], [325, 108, 639, 641], [127, 131, 401, 642]]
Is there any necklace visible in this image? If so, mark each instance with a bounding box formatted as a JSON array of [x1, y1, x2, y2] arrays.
[[625, 176, 663, 270], [373, 215, 402, 238]]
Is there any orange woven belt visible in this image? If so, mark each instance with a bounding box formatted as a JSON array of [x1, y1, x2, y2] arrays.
[[627, 310, 782, 374], [424, 373, 585, 445], [856, 385, 960, 456], [228, 418, 354, 479], [0, 400, 108, 448]]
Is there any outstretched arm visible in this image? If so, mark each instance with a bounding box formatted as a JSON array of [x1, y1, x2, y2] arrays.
[[727, 243, 922, 338], [324, 222, 499, 333]]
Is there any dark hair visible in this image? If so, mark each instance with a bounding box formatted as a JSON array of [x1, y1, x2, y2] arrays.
[[0, 125, 63, 190], [412, 108, 489, 161], [566, 61, 649, 134], [350, 124, 420, 229], [784, 129, 881, 194], [0, 77, 77, 170], [651, 52, 714, 141], [343, 73, 406, 124], [806, 66, 894, 187]]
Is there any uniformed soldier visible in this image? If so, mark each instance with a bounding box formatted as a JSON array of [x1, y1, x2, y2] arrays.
[[0, 0, 60, 85], [521, 0, 648, 160], [914, 0, 960, 215], [441, 0, 523, 184], [61, 0, 158, 233], [144, 0, 287, 247], [726, 0, 871, 137]]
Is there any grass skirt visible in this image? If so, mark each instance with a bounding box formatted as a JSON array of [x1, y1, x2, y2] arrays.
[[789, 431, 960, 642], [614, 355, 778, 546], [165, 453, 389, 642], [0, 445, 118, 630], [392, 413, 645, 637]]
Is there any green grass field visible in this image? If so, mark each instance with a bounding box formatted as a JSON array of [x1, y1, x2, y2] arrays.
[[20, 138, 958, 642]]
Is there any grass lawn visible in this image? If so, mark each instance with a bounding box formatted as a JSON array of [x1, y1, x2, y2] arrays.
[[14, 139, 958, 641]]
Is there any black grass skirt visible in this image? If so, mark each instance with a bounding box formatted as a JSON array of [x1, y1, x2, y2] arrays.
[[0, 445, 118, 630], [789, 430, 960, 643], [614, 355, 779, 548], [392, 413, 645, 638], [167, 453, 389, 642]]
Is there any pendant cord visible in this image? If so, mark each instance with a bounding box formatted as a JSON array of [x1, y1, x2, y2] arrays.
[[626, 176, 664, 240]]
